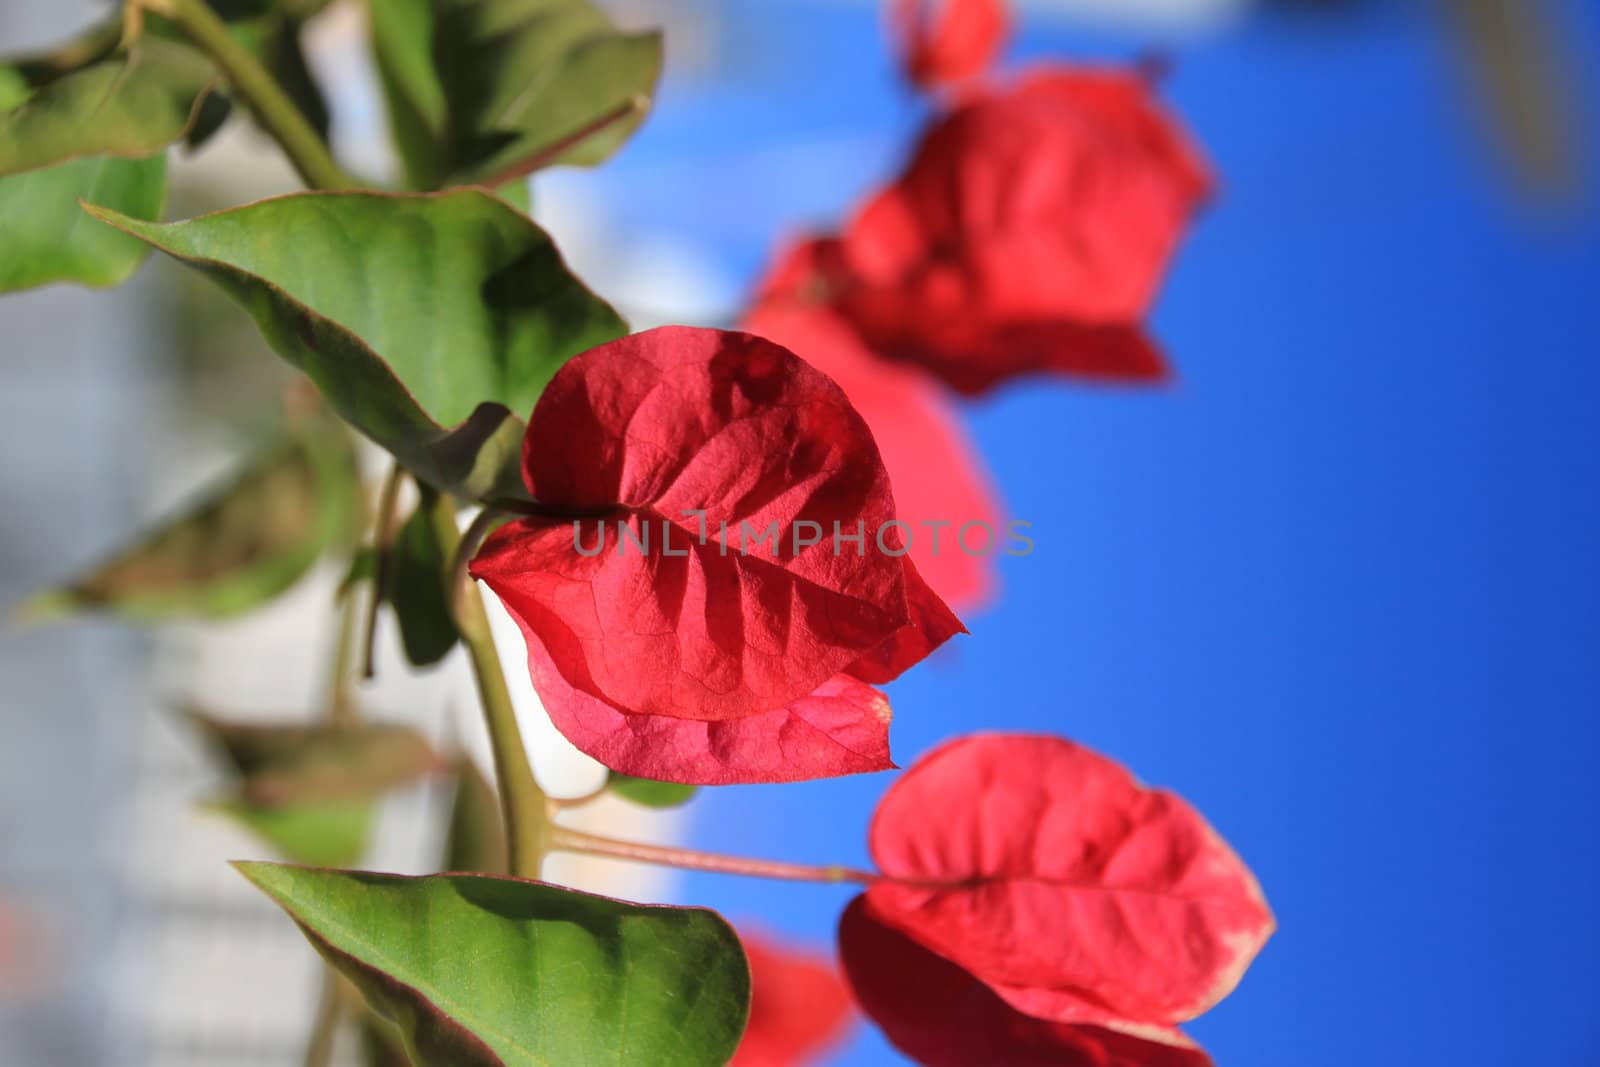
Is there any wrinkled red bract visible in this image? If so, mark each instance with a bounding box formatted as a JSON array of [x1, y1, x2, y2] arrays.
[[471, 326, 961, 784], [731, 929, 855, 1067], [524, 656, 896, 785], [744, 271, 1003, 610], [891, 0, 1009, 90], [865, 734, 1274, 1025], [839, 897, 1214, 1067], [813, 67, 1211, 394]]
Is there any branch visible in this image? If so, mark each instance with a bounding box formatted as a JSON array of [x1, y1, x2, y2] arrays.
[[549, 827, 875, 885], [431, 492, 549, 878], [146, 0, 358, 190]]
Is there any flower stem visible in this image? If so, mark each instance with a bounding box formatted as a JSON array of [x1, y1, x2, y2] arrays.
[[549, 827, 875, 885], [144, 0, 358, 190], [448, 508, 509, 626], [429, 491, 548, 878]]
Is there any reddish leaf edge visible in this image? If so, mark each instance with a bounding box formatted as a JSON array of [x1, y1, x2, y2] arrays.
[[234, 862, 750, 1066]]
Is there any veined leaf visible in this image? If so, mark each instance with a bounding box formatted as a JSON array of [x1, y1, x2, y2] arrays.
[[188, 709, 439, 805], [369, 0, 662, 190], [608, 773, 697, 810], [238, 864, 752, 1067], [18, 415, 361, 621], [0, 38, 217, 176], [207, 797, 374, 868], [88, 190, 626, 499]]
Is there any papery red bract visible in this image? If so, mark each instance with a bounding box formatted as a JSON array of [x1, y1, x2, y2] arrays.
[[521, 644, 896, 785], [890, 0, 1009, 91], [839, 897, 1213, 1067], [744, 281, 1002, 610], [865, 734, 1274, 1025], [825, 67, 1211, 394], [731, 929, 855, 1067], [470, 326, 961, 784]]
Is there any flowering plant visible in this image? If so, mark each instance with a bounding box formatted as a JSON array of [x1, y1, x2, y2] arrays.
[[1, 0, 1271, 1063]]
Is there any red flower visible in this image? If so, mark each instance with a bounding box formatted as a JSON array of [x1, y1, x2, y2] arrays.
[[744, 242, 1004, 611], [841, 734, 1273, 1059], [816, 67, 1212, 395], [890, 0, 1010, 91], [840, 897, 1214, 1067], [731, 930, 855, 1067], [470, 327, 962, 784]]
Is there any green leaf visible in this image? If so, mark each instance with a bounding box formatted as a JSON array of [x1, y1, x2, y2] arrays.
[[188, 710, 439, 805], [88, 190, 626, 499], [207, 798, 373, 867], [238, 864, 751, 1067], [444, 759, 506, 875], [0, 35, 198, 293], [18, 415, 361, 621], [0, 155, 165, 292], [369, 0, 447, 190], [0, 20, 123, 104], [361, 1017, 414, 1067], [369, 0, 662, 190], [0, 39, 217, 176], [608, 773, 698, 810], [387, 493, 459, 668]]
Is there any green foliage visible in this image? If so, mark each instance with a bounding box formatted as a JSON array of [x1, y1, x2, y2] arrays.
[[0, 155, 166, 291], [192, 706, 437, 868], [0, 35, 215, 292], [219, 13, 330, 144], [207, 798, 374, 867], [238, 864, 752, 1067], [387, 492, 460, 668], [167, 0, 335, 146], [88, 191, 626, 499], [18, 415, 361, 622], [609, 773, 699, 809], [0, 22, 122, 94], [187, 710, 439, 805], [444, 758, 507, 874], [369, 0, 662, 190], [0, 39, 217, 175]]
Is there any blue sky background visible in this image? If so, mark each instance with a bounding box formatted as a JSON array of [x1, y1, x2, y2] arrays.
[[548, 2, 1600, 1064]]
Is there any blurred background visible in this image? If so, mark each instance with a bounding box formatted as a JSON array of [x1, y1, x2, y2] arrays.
[[2, 0, 1598, 1065]]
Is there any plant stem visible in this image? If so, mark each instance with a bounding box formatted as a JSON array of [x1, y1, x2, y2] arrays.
[[300, 971, 343, 1067], [430, 492, 548, 878], [549, 827, 875, 885], [144, 0, 358, 190], [448, 508, 508, 624], [326, 587, 360, 727]]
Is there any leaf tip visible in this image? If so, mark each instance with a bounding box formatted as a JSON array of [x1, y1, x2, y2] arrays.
[[8, 588, 73, 627], [78, 199, 140, 236]]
